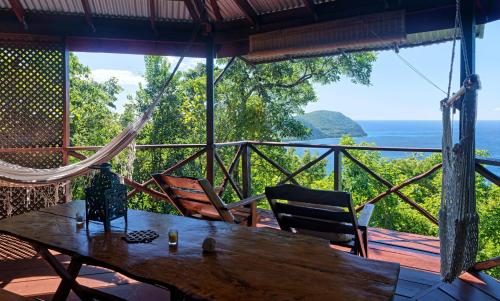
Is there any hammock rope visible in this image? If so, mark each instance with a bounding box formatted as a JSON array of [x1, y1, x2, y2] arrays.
[[439, 0, 480, 282]]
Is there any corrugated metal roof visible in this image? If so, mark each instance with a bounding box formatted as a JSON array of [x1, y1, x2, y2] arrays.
[[20, 0, 83, 14], [156, 0, 192, 21], [249, 0, 302, 15], [217, 0, 245, 20], [89, 0, 148, 18], [0, 0, 11, 9]]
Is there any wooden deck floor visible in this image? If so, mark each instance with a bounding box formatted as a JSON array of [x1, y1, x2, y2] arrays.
[[0, 216, 498, 301]]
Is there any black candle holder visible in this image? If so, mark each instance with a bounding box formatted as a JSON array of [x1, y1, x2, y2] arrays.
[[85, 163, 127, 231]]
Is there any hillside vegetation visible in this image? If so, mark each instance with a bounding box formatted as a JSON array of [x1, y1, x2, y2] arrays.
[[296, 110, 366, 139]]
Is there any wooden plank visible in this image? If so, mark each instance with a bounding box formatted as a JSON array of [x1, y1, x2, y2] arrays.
[[459, 272, 500, 300], [418, 287, 457, 301], [440, 278, 497, 301], [1, 201, 400, 301], [395, 279, 431, 298], [0, 288, 29, 301], [274, 202, 352, 223], [266, 184, 351, 207], [398, 267, 441, 286], [171, 188, 211, 204], [155, 175, 204, 192], [368, 228, 440, 255], [367, 243, 440, 273], [281, 215, 356, 235]]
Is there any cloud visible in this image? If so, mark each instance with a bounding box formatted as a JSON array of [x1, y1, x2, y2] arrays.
[[91, 69, 146, 86], [166, 56, 204, 71], [494, 107, 500, 112]]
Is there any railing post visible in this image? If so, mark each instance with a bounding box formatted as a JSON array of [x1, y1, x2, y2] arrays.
[[205, 38, 215, 184], [242, 143, 255, 226], [334, 149, 342, 191]]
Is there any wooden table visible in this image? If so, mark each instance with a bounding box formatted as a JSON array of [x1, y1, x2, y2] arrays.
[[0, 201, 400, 301]]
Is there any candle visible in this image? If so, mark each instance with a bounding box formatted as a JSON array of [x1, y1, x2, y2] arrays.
[[168, 229, 178, 247]]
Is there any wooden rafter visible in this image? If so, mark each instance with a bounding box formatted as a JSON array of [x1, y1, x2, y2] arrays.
[[80, 0, 95, 32], [209, 0, 223, 22], [8, 0, 27, 29], [233, 0, 259, 26], [301, 0, 317, 19], [183, 0, 201, 22], [149, 0, 157, 33], [194, 0, 209, 22]]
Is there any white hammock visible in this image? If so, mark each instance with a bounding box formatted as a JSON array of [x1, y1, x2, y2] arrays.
[[0, 98, 157, 186], [0, 48, 191, 187]]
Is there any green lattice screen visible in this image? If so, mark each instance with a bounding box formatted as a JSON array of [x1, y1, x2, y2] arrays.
[[0, 35, 68, 218]]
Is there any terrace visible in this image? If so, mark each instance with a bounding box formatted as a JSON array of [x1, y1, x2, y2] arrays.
[[0, 0, 499, 300]]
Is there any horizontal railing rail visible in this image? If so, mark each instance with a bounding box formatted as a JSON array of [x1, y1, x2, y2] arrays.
[[1, 141, 498, 226]]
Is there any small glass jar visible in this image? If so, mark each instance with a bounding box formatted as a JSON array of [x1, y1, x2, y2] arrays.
[[168, 229, 178, 247], [75, 212, 84, 226]]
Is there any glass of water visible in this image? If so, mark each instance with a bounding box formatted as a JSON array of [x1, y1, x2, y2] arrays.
[[168, 229, 178, 247], [75, 212, 84, 226]]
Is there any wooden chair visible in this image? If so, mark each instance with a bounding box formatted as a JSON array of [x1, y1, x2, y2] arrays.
[[265, 184, 374, 257], [153, 174, 264, 226]]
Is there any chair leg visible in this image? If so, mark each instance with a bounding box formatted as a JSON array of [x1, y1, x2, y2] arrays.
[[362, 229, 369, 258]]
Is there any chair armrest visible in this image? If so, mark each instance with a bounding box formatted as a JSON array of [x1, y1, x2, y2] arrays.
[[357, 204, 375, 230], [225, 194, 266, 210]]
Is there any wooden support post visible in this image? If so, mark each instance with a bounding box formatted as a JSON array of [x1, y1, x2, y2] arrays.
[[241, 143, 255, 226], [206, 39, 215, 185], [62, 39, 71, 202], [333, 149, 342, 191], [459, 0, 478, 232]]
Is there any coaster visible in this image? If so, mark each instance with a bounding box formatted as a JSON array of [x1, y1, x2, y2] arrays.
[[122, 230, 159, 244]]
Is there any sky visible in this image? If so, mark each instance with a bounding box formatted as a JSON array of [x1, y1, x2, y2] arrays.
[[75, 20, 500, 121]]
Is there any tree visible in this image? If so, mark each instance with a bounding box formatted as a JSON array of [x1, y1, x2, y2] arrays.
[[69, 53, 122, 146]]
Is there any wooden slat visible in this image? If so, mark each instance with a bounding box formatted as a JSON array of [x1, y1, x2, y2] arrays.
[[274, 202, 352, 223], [177, 199, 219, 219], [266, 184, 351, 207], [395, 279, 431, 298], [459, 273, 500, 300], [171, 188, 210, 203], [440, 279, 497, 301], [280, 215, 356, 235], [158, 175, 204, 191]]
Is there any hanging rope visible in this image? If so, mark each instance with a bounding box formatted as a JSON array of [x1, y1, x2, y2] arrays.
[[440, 0, 481, 283]]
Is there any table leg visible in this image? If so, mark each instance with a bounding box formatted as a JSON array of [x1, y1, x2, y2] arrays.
[[31, 244, 127, 301], [53, 256, 83, 301]]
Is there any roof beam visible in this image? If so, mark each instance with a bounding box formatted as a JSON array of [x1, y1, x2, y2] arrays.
[[209, 0, 223, 22], [149, 0, 157, 34], [80, 0, 95, 32], [183, 0, 201, 22], [193, 0, 209, 22], [233, 0, 259, 27], [301, 0, 318, 20], [8, 0, 27, 29]]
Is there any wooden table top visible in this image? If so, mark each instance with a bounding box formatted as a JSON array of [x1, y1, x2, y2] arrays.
[[0, 201, 400, 301]]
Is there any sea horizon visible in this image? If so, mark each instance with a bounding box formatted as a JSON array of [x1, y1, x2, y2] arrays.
[[297, 120, 500, 174]]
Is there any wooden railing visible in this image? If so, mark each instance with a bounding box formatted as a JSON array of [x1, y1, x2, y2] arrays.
[[60, 141, 500, 228]]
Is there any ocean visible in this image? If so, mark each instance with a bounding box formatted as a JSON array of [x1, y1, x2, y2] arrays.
[[296, 120, 500, 174]]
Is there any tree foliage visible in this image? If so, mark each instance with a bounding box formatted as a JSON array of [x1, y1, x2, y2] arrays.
[[69, 53, 498, 278]]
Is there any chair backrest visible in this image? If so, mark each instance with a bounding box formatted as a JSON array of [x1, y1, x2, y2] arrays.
[[152, 174, 235, 222], [265, 184, 362, 243]]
